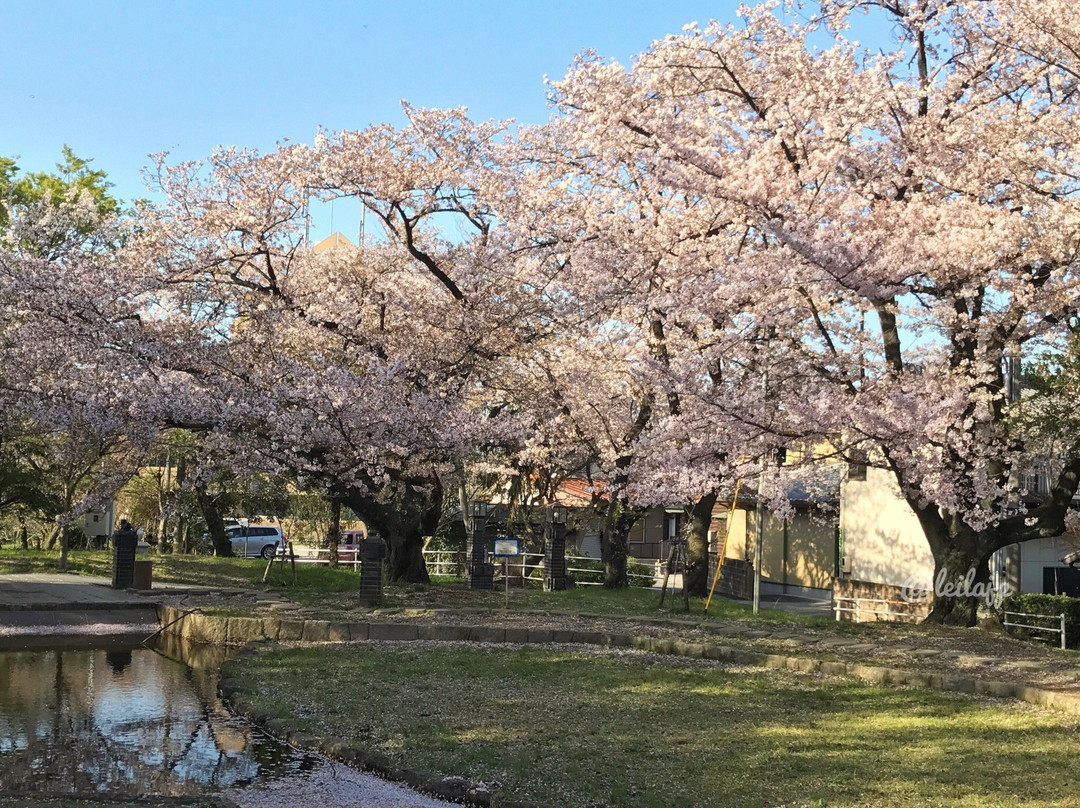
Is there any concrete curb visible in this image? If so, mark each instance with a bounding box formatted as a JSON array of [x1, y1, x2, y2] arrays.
[[160, 606, 1080, 717]]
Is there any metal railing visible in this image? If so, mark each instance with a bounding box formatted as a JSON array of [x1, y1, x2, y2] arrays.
[[423, 549, 461, 576], [277, 544, 361, 571], [422, 549, 658, 586], [833, 596, 921, 623], [1003, 610, 1068, 650]]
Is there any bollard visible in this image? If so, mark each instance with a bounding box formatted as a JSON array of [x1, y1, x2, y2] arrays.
[[544, 505, 572, 591], [467, 502, 493, 590], [133, 559, 153, 591]]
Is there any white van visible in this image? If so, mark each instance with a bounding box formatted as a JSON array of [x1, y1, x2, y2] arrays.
[[225, 525, 283, 559]]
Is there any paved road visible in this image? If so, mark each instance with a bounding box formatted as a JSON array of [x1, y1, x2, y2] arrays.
[[0, 572, 152, 610]]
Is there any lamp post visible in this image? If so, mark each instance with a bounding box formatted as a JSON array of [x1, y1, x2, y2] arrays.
[[545, 503, 570, 591], [467, 501, 493, 590]]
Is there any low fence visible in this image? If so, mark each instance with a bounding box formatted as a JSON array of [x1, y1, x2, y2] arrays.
[[277, 544, 362, 571], [422, 549, 658, 586], [833, 596, 922, 623], [280, 545, 660, 586], [1003, 610, 1067, 650], [424, 549, 461, 576]]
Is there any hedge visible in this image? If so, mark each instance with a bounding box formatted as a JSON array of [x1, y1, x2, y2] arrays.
[[999, 593, 1080, 649]]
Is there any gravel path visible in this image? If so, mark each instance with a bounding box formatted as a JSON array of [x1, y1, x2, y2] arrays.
[[224, 760, 457, 808]]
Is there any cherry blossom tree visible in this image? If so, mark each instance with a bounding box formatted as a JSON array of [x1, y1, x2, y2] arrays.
[[0, 153, 160, 569], [0, 247, 160, 568], [504, 100, 836, 592], [552, 0, 1080, 622], [130, 108, 532, 581]]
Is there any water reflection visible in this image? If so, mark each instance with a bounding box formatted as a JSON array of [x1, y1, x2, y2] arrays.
[[0, 645, 309, 797]]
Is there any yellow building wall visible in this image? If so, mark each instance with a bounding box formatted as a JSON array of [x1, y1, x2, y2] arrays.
[[755, 511, 787, 582], [738, 508, 835, 589], [787, 518, 835, 589], [721, 508, 748, 560]]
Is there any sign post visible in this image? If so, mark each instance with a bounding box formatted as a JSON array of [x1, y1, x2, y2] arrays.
[[493, 538, 522, 609]]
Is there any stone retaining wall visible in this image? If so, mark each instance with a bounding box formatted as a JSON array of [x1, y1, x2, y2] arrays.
[[832, 577, 931, 622], [159, 604, 1080, 717]]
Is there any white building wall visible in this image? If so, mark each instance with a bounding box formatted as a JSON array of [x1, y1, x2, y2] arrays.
[[840, 466, 934, 588], [1015, 536, 1080, 594]]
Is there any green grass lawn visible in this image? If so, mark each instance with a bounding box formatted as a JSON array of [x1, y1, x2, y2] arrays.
[[0, 546, 828, 626], [233, 643, 1080, 808], [0, 547, 364, 602]]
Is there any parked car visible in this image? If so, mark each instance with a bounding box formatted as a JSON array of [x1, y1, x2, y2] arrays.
[[225, 525, 283, 559], [336, 530, 366, 562]]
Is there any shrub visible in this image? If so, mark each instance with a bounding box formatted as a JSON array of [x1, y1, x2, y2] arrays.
[[999, 593, 1080, 648]]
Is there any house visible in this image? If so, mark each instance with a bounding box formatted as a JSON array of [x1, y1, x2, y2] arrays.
[[553, 479, 715, 565], [710, 471, 840, 603], [552, 468, 841, 601], [835, 458, 1080, 608], [994, 465, 1080, 597], [311, 232, 356, 254]]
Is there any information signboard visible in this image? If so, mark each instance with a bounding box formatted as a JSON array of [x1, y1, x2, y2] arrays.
[[493, 537, 521, 557]]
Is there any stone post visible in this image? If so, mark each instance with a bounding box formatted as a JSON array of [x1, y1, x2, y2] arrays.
[[544, 504, 571, 591], [467, 501, 493, 590], [112, 532, 137, 589], [359, 536, 386, 606]]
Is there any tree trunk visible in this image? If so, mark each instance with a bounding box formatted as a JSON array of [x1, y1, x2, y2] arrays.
[[175, 518, 189, 554], [924, 546, 993, 626], [58, 522, 70, 572], [683, 492, 718, 598], [386, 529, 430, 582], [196, 484, 231, 557], [917, 506, 993, 627], [338, 473, 441, 584], [172, 455, 188, 554], [156, 515, 169, 554], [601, 501, 640, 588]]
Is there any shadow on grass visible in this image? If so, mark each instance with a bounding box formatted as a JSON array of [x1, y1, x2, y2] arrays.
[[236, 644, 1080, 808]]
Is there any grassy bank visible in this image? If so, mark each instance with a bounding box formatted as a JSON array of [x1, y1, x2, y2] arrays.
[[0, 547, 826, 625], [233, 643, 1080, 808]]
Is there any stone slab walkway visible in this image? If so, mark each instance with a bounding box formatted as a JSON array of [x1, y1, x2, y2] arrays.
[[0, 572, 288, 611], [0, 573, 151, 610]]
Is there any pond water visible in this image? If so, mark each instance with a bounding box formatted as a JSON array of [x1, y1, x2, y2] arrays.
[[0, 639, 454, 807]]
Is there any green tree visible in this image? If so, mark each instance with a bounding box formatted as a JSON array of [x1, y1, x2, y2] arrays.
[[0, 146, 122, 259]]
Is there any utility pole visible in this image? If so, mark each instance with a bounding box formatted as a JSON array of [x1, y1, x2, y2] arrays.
[[753, 469, 764, 615], [753, 363, 769, 615]]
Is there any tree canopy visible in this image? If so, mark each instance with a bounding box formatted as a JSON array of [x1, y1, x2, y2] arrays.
[[1, 1, 1078, 620]]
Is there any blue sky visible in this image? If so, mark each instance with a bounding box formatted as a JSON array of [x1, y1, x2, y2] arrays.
[[3, 2, 747, 200], [3, 2, 894, 241]]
